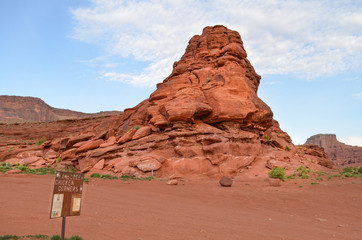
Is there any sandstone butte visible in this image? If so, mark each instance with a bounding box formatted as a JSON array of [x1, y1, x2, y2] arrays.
[[0, 95, 121, 124], [1, 25, 334, 179], [306, 134, 362, 167]]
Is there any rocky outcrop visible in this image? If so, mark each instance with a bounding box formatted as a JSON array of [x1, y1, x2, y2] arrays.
[[0, 25, 333, 179], [305, 134, 362, 167], [0, 95, 121, 123]]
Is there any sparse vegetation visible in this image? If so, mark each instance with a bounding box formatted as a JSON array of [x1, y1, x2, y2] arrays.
[[0, 163, 57, 175], [90, 173, 117, 179], [0, 162, 12, 172], [132, 125, 141, 130], [285, 146, 291, 151], [36, 136, 46, 145], [263, 136, 270, 141], [296, 165, 311, 179], [0, 235, 81, 240], [339, 167, 362, 178], [120, 174, 155, 181], [90, 173, 155, 181], [268, 167, 287, 181], [65, 166, 75, 173]]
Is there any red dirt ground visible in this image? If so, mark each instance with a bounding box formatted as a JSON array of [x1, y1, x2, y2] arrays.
[[0, 174, 361, 240]]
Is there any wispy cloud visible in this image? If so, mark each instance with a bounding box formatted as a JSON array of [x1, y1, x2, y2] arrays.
[[71, 0, 362, 87], [338, 136, 362, 147], [355, 93, 362, 99]]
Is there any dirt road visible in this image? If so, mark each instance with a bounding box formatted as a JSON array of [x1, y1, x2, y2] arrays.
[[0, 174, 361, 240]]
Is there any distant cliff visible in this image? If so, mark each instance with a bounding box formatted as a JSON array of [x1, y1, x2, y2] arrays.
[[305, 134, 362, 167], [0, 95, 121, 123]]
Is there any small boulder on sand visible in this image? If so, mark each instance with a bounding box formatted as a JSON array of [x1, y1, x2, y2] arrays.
[[219, 176, 233, 187]]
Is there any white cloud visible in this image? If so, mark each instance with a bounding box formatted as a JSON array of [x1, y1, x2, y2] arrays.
[[355, 93, 362, 99], [71, 0, 362, 87], [338, 136, 362, 147]]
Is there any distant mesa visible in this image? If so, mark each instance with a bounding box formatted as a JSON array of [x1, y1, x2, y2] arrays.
[[0, 25, 334, 179], [0, 95, 121, 123], [305, 134, 362, 167]]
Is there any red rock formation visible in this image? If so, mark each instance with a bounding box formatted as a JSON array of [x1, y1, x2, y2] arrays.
[[1, 25, 333, 179], [305, 134, 362, 167], [0, 95, 121, 123]]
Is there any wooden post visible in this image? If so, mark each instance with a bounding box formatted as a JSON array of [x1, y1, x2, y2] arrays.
[[61, 216, 66, 240]]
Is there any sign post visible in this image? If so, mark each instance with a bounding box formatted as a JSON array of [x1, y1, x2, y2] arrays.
[[50, 171, 84, 240]]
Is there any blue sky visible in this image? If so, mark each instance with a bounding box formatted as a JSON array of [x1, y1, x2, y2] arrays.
[[0, 0, 361, 146]]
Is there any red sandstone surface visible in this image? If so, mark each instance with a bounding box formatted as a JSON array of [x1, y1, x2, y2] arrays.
[[0, 25, 334, 179], [0, 174, 361, 240], [0, 95, 121, 124], [0, 25, 360, 240]]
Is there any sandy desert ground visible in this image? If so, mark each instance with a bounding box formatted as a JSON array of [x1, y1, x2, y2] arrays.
[[0, 174, 361, 240]]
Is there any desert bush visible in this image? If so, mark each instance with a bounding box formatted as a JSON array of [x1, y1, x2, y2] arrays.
[[36, 136, 46, 145], [268, 167, 286, 181], [100, 174, 117, 179], [340, 167, 361, 178], [0, 235, 20, 240], [90, 173, 117, 179], [90, 173, 101, 178], [69, 236, 83, 240], [296, 165, 311, 179], [0, 162, 12, 172], [342, 167, 358, 174]]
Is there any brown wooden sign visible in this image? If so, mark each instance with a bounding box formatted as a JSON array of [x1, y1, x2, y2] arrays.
[[50, 171, 84, 219]]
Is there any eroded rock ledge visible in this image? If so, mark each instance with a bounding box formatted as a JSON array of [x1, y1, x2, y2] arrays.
[[2, 26, 334, 179]]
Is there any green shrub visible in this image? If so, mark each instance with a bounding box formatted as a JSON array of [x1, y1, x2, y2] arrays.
[[36, 136, 46, 145], [337, 167, 361, 178], [132, 125, 141, 130], [343, 167, 358, 174], [100, 174, 117, 179], [69, 236, 83, 240], [296, 165, 310, 179], [268, 167, 286, 181], [51, 235, 61, 240], [143, 176, 155, 181], [90, 173, 101, 178], [287, 174, 296, 179], [66, 166, 75, 173], [263, 136, 270, 141], [27, 235, 48, 239], [285, 146, 291, 151], [120, 175, 136, 180], [0, 162, 13, 172], [0, 235, 20, 240], [15, 164, 28, 171], [359, 167, 362, 173]]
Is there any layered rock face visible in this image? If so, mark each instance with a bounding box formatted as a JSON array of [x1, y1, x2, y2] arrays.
[[2, 26, 333, 178], [0, 95, 120, 123], [306, 134, 362, 167]]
